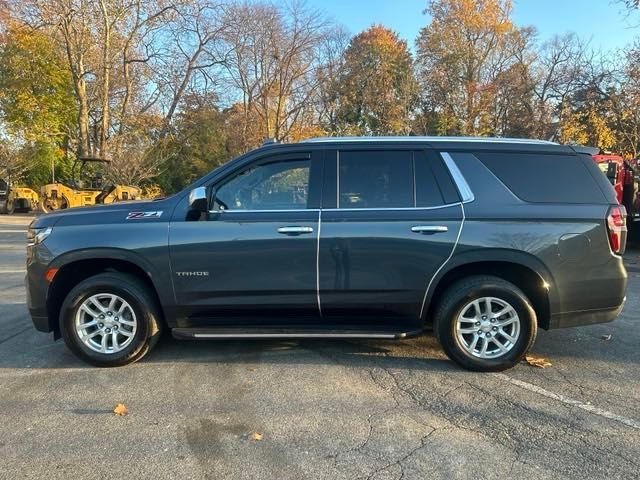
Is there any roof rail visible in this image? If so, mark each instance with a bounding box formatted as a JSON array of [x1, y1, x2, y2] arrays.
[[262, 138, 279, 146], [300, 136, 557, 145]]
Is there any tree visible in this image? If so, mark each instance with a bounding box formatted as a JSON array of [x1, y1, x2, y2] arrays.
[[335, 25, 418, 135], [530, 34, 587, 139], [0, 25, 76, 143], [415, 0, 533, 136], [222, 1, 333, 148], [155, 95, 231, 193], [0, 23, 77, 183]]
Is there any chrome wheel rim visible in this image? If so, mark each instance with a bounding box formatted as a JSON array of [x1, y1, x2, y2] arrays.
[[75, 293, 137, 354], [455, 297, 521, 359]]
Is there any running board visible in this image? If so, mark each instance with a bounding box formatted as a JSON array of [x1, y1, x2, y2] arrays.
[[172, 327, 424, 340]]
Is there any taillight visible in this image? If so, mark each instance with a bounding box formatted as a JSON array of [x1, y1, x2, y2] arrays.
[[607, 205, 627, 255]]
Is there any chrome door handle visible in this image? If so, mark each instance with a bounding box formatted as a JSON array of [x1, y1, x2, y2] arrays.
[[277, 226, 314, 235], [411, 225, 448, 234]]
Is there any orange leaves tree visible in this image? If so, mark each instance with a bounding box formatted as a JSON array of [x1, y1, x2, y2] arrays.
[[416, 0, 535, 136], [334, 25, 418, 135]]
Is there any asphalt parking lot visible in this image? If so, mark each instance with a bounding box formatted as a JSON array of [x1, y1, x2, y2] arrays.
[[1, 217, 639, 480]]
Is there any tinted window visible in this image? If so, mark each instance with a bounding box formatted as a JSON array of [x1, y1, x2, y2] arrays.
[[216, 159, 310, 210], [475, 152, 608, 204], [414, 151, 450, 207], [338, 151, 413, 208]]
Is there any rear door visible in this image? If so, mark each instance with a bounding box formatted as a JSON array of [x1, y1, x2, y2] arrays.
[[317, 147, 464, 326]]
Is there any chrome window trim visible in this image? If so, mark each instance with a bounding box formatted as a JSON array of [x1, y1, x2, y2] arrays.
[[301, 136, 557, 145], [322, 204, 460, 212], [419, 201, 466, 319], [440, 152, 475, 203], [208, 205, 462, 214], [208, 208, 320, 214]]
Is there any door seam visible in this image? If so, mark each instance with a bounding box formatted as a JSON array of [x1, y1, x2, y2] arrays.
[[419, 202, 465, 319], [316, 209, 322, 317]]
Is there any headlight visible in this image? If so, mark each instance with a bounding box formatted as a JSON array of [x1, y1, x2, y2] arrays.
[[27, 226, 52, 247]]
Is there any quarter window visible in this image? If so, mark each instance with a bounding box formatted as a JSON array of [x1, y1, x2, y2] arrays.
[[215, 159, 310, 211], [338, 151, 413, 208]]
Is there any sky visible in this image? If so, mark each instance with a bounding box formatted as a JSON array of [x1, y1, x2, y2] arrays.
[[314, 0, 638, 53]]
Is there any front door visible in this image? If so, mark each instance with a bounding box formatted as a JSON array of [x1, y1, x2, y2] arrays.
[[169, 152, 321, 327], [318, 148, 463, 326]]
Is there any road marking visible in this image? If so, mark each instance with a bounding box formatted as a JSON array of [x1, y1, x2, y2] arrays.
[[494, 373, 640, 430], [0, 229, 26, 233], [0, 269, 26, 274]]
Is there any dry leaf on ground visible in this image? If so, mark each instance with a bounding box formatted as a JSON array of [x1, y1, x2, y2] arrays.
[[601, 334, 612, 341], [113, 403, 129, 416], [249, 432, 263, 441], [525, 354, 552, 368]]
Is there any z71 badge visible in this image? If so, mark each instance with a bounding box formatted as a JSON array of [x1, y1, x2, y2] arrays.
[[126, 211, 163, 220]]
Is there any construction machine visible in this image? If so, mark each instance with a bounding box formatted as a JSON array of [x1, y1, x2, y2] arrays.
[[0, 177, 39, 214], [40, 157, 141, 213]]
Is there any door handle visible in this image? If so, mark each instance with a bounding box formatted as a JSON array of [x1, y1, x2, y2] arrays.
[[277, 226, 314, 235], [411, 225, 448, 234]]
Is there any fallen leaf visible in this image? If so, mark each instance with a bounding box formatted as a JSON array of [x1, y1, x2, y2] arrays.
[[113, 403, 129, 416], [525, 354, 552, 368], [247, 367, 257, 372], [249, 432, 263, 441], [601, 334, 612, 341]]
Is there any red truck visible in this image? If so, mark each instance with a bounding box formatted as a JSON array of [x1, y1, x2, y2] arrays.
[[593, 152, 640, 228]]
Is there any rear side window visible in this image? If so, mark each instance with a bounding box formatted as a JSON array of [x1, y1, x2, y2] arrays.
[[338, 151, 413, 208], [475, 152, 608, 204]]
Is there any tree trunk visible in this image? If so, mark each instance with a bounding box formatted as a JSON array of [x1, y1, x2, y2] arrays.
[[99, 0, 111, 157]]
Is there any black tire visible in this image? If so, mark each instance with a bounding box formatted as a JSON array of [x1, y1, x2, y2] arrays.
[[433, 275, 537, 372], [59, 273, 163, 367], [6, 198, 15, 215]]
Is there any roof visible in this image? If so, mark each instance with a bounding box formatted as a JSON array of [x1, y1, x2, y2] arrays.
[[300, 136, 558, 145]]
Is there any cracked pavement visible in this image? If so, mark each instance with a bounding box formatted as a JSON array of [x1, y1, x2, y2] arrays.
[[1, 222, 639, 480]]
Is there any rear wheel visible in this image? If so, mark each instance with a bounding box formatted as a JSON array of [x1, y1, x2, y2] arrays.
[[434, 275, 537, 372], [60, 273, 163, 367]]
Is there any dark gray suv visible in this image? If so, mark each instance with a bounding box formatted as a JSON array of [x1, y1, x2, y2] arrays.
[[26, 137, 628, 371]]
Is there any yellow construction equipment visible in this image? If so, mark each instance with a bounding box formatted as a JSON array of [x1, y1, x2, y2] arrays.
[[40, 157, 141, 213], [0, 178, 39, 214]]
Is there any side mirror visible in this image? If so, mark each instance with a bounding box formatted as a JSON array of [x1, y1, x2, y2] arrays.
[[187, 186, 208, 221]]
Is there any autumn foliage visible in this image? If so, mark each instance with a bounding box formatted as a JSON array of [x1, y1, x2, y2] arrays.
[[0, 0, 639, 192]]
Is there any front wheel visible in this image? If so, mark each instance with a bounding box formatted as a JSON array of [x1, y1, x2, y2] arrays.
[[6, 198, 15, 214], [434, 275, 537, 372], [59, 273, 163, 367]]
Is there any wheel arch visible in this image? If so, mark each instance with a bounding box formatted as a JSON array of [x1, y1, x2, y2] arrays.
[[423, 250, 557, 330], [47, 249, 170, 337]]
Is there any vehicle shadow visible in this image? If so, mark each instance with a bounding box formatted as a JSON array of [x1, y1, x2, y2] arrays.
[[0, 326, 461, 372], [1, 318, 636, 370]]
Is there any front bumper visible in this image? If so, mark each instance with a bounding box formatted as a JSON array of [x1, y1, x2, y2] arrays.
[[26, 244, 54, 333]]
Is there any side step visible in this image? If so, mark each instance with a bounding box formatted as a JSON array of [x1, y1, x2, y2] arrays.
[[172, 326, 424, 340]]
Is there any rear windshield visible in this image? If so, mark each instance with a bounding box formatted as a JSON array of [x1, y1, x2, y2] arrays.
[[475, 152, 610, 204]]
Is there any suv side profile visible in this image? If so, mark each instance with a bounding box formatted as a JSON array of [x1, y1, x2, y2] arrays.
[[26, 137, 628, 371]]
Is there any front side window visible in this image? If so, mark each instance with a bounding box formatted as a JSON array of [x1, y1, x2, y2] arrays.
[[338, 151, 413, 208], [215, 159, 310, 211]]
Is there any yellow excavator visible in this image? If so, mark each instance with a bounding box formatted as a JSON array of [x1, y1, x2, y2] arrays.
[[40, 157, 141, 213], [0, 178, 39, 214]]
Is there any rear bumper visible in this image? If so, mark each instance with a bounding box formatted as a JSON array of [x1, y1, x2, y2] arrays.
[[548, 301, 625, 329]]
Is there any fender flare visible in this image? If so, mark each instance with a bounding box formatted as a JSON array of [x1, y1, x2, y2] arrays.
[[422, 248, 558, 318], [48, 247, 174, 308]]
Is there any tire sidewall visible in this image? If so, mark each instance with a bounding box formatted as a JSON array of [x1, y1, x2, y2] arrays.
[[438, 282, 537, 371], [60, 276, 153, 366]]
